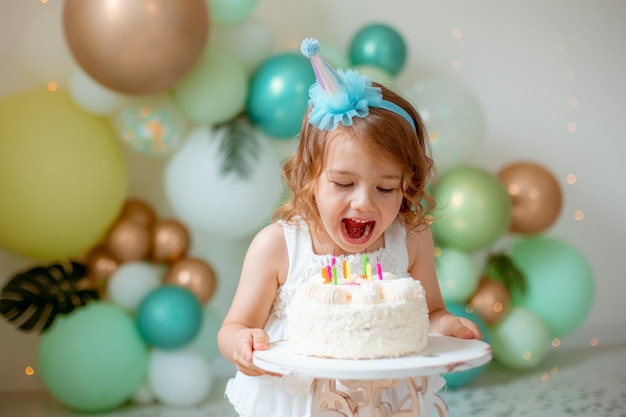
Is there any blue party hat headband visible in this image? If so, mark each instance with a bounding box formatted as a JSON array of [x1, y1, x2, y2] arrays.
[[301, 38, 416, 132]]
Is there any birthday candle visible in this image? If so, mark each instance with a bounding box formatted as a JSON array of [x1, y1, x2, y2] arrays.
[[376, 261, 383, 280], [332, 265, 338, 285], [362, 253, 369, 275], [366, 263, 372, 282], [331, 255, 336, 267], [346, 261, 352, 282], [326, 265, 332, 284]]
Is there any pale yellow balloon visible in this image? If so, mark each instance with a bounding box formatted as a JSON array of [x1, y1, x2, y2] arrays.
[[0, 90, 127, 260]]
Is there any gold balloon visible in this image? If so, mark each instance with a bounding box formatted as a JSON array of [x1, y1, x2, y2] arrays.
[[469, 277, 510, 325], [86, 247, 119, 280], [104, 218, 151, 262], [119, 198, 157, 229], [497, 161, 562, 234], [164, 257, 217, 304], [151, 219, 190, 263], [63, 0, 209, 95]]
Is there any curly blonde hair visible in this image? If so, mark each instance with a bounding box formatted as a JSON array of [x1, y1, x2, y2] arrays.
[[273, 83, 436, 235]]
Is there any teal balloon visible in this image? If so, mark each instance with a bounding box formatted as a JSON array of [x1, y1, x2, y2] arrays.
[[490, 306, 550, 370], [349, 24, 407, 76], [136, 285, 203, 349], [38, 302, 149, 413], [247, 52, 315, 139], [431, 166, 512, 251], [435, 246, 480, 303], [509, 236, 594, 338], [443, 302, 491, 389]]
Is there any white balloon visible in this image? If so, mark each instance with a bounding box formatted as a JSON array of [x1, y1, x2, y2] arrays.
[[403, 76, 486, 172], [108, 261, 162, 312], [68, 66, 129, 115], [165, 124, 283, 239], [18, 7, 73, 89], [210, 19, 274, 74], [148, 349, 213, 408]]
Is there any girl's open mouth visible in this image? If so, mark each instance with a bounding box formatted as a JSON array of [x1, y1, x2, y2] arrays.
[[341, 218, 375, 242]]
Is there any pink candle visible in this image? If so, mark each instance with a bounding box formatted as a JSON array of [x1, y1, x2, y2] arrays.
[[326, 265, 332, 284], [376, 261, 383, 280]]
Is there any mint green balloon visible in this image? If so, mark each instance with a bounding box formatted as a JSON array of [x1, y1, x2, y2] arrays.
[[490, 306, 550, 370], [431, 166, 512, 251], [38, 302, 149, 413], [510, 236, 594, 338], [435, 246, 480, 303], [172, 47, 248, 125]]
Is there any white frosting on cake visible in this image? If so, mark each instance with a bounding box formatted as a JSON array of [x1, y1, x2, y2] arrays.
[[288, 273, 429, 359]]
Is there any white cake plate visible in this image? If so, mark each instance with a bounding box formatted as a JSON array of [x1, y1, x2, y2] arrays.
[[253, 334, 492, 380], [253, 335, 492, 417]]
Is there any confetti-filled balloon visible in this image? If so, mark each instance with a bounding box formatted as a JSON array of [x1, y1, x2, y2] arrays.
[[38, 302, 149, 412], [63, 0, 209, 94], [113, 96, 188, 157]]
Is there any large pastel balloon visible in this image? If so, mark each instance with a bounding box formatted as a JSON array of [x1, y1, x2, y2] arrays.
[[403, 77, 486, 172], [497, 161, 563, 234], [509, 236, 594, 338], [163, 257, 217, 304], [490, 306, 550, 370], [431, 166, 512, 251], [0, 90, 127, 260], [247, 53, 315, 139], [136, 285, 203, 349], [210, 19, 274, 74], [349, 24, 407, 76], [148, 349, 213, 407], [171, 47, 248, 125], [435, 247, 480, 303], [443, 303, 491, 389], [113, 95, 188, 157], [165, 125, 283, 239], [208, 0, 260, 24], [38, 302, 149, 413], [63, 0, 209, 95], [68, 66, 129, 115]]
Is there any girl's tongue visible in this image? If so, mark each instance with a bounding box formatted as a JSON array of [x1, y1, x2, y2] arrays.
[[342, 218, 374, 241]]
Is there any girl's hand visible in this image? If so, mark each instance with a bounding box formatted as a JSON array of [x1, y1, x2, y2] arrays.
[[431, 312, 483, 340], [232, 328, 282, 377]]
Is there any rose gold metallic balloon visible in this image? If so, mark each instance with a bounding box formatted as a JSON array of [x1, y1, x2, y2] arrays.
[[86, 246, 119, 280], [104, 218, 151, 262], [164, 257, 217, 304], [63, 0, 209, 94], [151, 219, 190, 263], [119, 199, 157, 229], [469, 277, 510, 325], [497, 161, 562, 234]]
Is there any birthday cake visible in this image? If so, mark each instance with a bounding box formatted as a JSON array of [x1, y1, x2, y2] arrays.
[[288, 258, 429, 359]]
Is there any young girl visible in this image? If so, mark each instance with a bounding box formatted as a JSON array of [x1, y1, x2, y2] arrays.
[[218, 38, 482, 417]]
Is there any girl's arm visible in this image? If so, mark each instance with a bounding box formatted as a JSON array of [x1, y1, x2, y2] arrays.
[[406, 225, 482, 340], [217, 223, 288, 376]]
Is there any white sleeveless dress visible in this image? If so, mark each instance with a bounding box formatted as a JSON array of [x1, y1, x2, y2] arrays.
[[224, 220, 445, 417]]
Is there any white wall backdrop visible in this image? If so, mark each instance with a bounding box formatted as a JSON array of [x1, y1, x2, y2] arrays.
[[0, 0, 624, 392]]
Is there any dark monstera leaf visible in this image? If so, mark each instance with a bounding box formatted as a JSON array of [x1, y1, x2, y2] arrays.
[[0, 261, 99, 333]]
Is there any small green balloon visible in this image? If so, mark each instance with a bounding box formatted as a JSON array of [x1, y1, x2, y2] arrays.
[[349, 23, 407, 76], [38, 302, 149, 413], [172, 47, 248, 125], [436, 246, 480, 303], [431, 166, 512, 251], [510, 236, 594, 338], [490, 306, 550, 370], [208, 0, 260, 24]]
